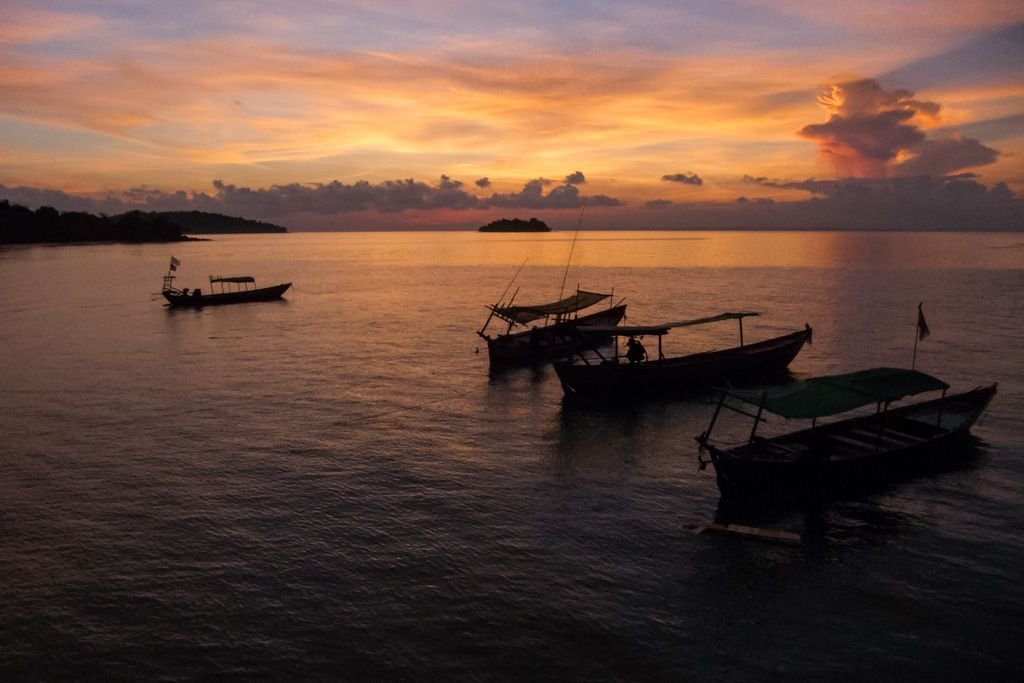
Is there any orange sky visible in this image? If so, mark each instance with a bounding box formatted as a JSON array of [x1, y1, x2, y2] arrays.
[[1, 1, 1022, 229]]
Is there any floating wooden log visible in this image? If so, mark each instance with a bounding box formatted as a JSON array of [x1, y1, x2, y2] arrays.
[[692, 522, 802, 544]]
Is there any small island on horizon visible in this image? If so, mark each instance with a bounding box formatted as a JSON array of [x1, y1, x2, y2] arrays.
[[478, 217, 551, 232]]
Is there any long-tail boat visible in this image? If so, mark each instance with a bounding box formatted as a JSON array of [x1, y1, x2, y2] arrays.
[[695, 367, 997, 497], [477, 288, 627, 366], [160, 258, 290, 307], [553, 312, 811, 399]]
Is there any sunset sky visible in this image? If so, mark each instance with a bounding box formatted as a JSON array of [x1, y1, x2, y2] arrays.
[[1, 1, 1022, 230]]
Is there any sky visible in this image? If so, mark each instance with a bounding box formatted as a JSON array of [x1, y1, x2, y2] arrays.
[[1, 0, 1023, 230]]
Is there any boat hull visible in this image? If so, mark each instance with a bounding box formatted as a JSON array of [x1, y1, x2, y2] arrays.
[[482, 304, 627, 366], [163, 283, 292, 307], [706, 384, 997, 497], [553, 327, 811, 398]]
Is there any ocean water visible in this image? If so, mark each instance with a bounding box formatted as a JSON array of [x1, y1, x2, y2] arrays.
[[1, 230, 1022, 680]]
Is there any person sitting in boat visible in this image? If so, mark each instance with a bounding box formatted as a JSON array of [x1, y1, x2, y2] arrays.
[[626, 336, 647, 363], [181, 288, 189, 296], [530, 326, 541, 349], [192, 288, 202, 300]]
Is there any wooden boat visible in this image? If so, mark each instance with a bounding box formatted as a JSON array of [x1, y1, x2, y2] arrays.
[[161, 268, 291, 308], [553, 312, 811, 398], [477, 288, 627, 366], [695, 367, 997, 497]]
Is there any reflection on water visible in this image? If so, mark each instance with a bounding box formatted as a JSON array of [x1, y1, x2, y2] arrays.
[[710, 434, 993, 546], [1, 231, 1022, 680]]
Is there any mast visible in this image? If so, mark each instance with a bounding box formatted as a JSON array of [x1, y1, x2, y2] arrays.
[[557, 204, 585, 302]]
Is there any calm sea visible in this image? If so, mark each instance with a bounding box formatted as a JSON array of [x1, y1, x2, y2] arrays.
[[2, 231, 1022, 681]]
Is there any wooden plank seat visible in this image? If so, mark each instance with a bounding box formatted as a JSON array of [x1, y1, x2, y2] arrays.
[[884, 416, 946, 439], [847, 427, 921, 448]]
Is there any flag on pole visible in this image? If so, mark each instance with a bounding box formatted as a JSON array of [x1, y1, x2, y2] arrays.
[[169, 256, 181, 271], [917, 302, 930, 341]]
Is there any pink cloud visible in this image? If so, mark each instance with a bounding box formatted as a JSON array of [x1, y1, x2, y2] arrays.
[[798, 78, 1000, 179]]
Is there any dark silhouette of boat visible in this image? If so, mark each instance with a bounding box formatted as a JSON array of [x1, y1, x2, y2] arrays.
[[553, 312, 811, 398], [160, 258, 290, 307], [477, 288, 627, 366], [695, 367, 997, 497]]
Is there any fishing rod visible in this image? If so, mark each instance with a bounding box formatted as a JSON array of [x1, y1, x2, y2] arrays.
[[497, 257, 529, 307], [557, 203, 585, 303], [478, 257, 530, 338]]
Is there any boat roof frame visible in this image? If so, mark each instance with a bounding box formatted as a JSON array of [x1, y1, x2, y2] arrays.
[[578, 311, 760, 337]]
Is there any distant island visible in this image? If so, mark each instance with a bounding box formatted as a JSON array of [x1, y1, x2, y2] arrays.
[[150, 211, 287, 234], [0, 202, 288, 245], [0, 200, 189, 245], [479, 217, 551, 232]]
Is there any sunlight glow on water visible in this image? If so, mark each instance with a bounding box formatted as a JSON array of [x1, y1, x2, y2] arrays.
[[1, 231, 1022, 680]]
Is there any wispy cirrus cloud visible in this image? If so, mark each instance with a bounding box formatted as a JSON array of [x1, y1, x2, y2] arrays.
[[1, 2, 1021, 229], [0, 28, 844, 194]]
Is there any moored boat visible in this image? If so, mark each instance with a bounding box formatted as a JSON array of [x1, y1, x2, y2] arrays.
[[553, 312, 811, 399], [478, 288, 627, 366], [695, 367, 997, 497], [161, 257, 291, 307]]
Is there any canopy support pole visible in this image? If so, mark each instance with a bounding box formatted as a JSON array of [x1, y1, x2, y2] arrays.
[[748, 392, 767, 443], [700, 387, 728, 445]]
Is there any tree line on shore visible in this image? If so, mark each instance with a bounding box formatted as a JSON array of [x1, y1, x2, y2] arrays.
[[0, 201, 288, 245]]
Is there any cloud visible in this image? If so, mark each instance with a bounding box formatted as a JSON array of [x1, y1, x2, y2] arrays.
[[3, 174, 1018, 230], [798, 79, 936, 177], [438, 174, 463, 190], [892, 135, 999, 177], [735, 174, 1021, 229], [662, 172, 703, 185], [475, 177, 491, 188], [484, 176, 621, 209], [564, 171, 586, 185], [796, 78, 1002, 180], [586, 194, 624, 207], [0, 172, 624, 218], [486, 179, 583, 209]]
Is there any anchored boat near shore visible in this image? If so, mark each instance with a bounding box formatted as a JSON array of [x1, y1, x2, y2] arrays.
[[695, 367, 997, 497], [478, 288, 627, 366], [553, 313, 811, 399], [161, 257, 291, 307]]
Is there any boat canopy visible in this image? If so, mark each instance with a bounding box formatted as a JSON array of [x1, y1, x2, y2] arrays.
[[210, 276, 255, 284], [578, 312, 760, 337], [727, 367, 950, 420], [492, 290, 611, 325]]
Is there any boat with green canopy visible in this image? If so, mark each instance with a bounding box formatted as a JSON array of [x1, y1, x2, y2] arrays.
[[695, 367, 997, 496], [477, 287, 626, 366], [552, 312, 812, 399]]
